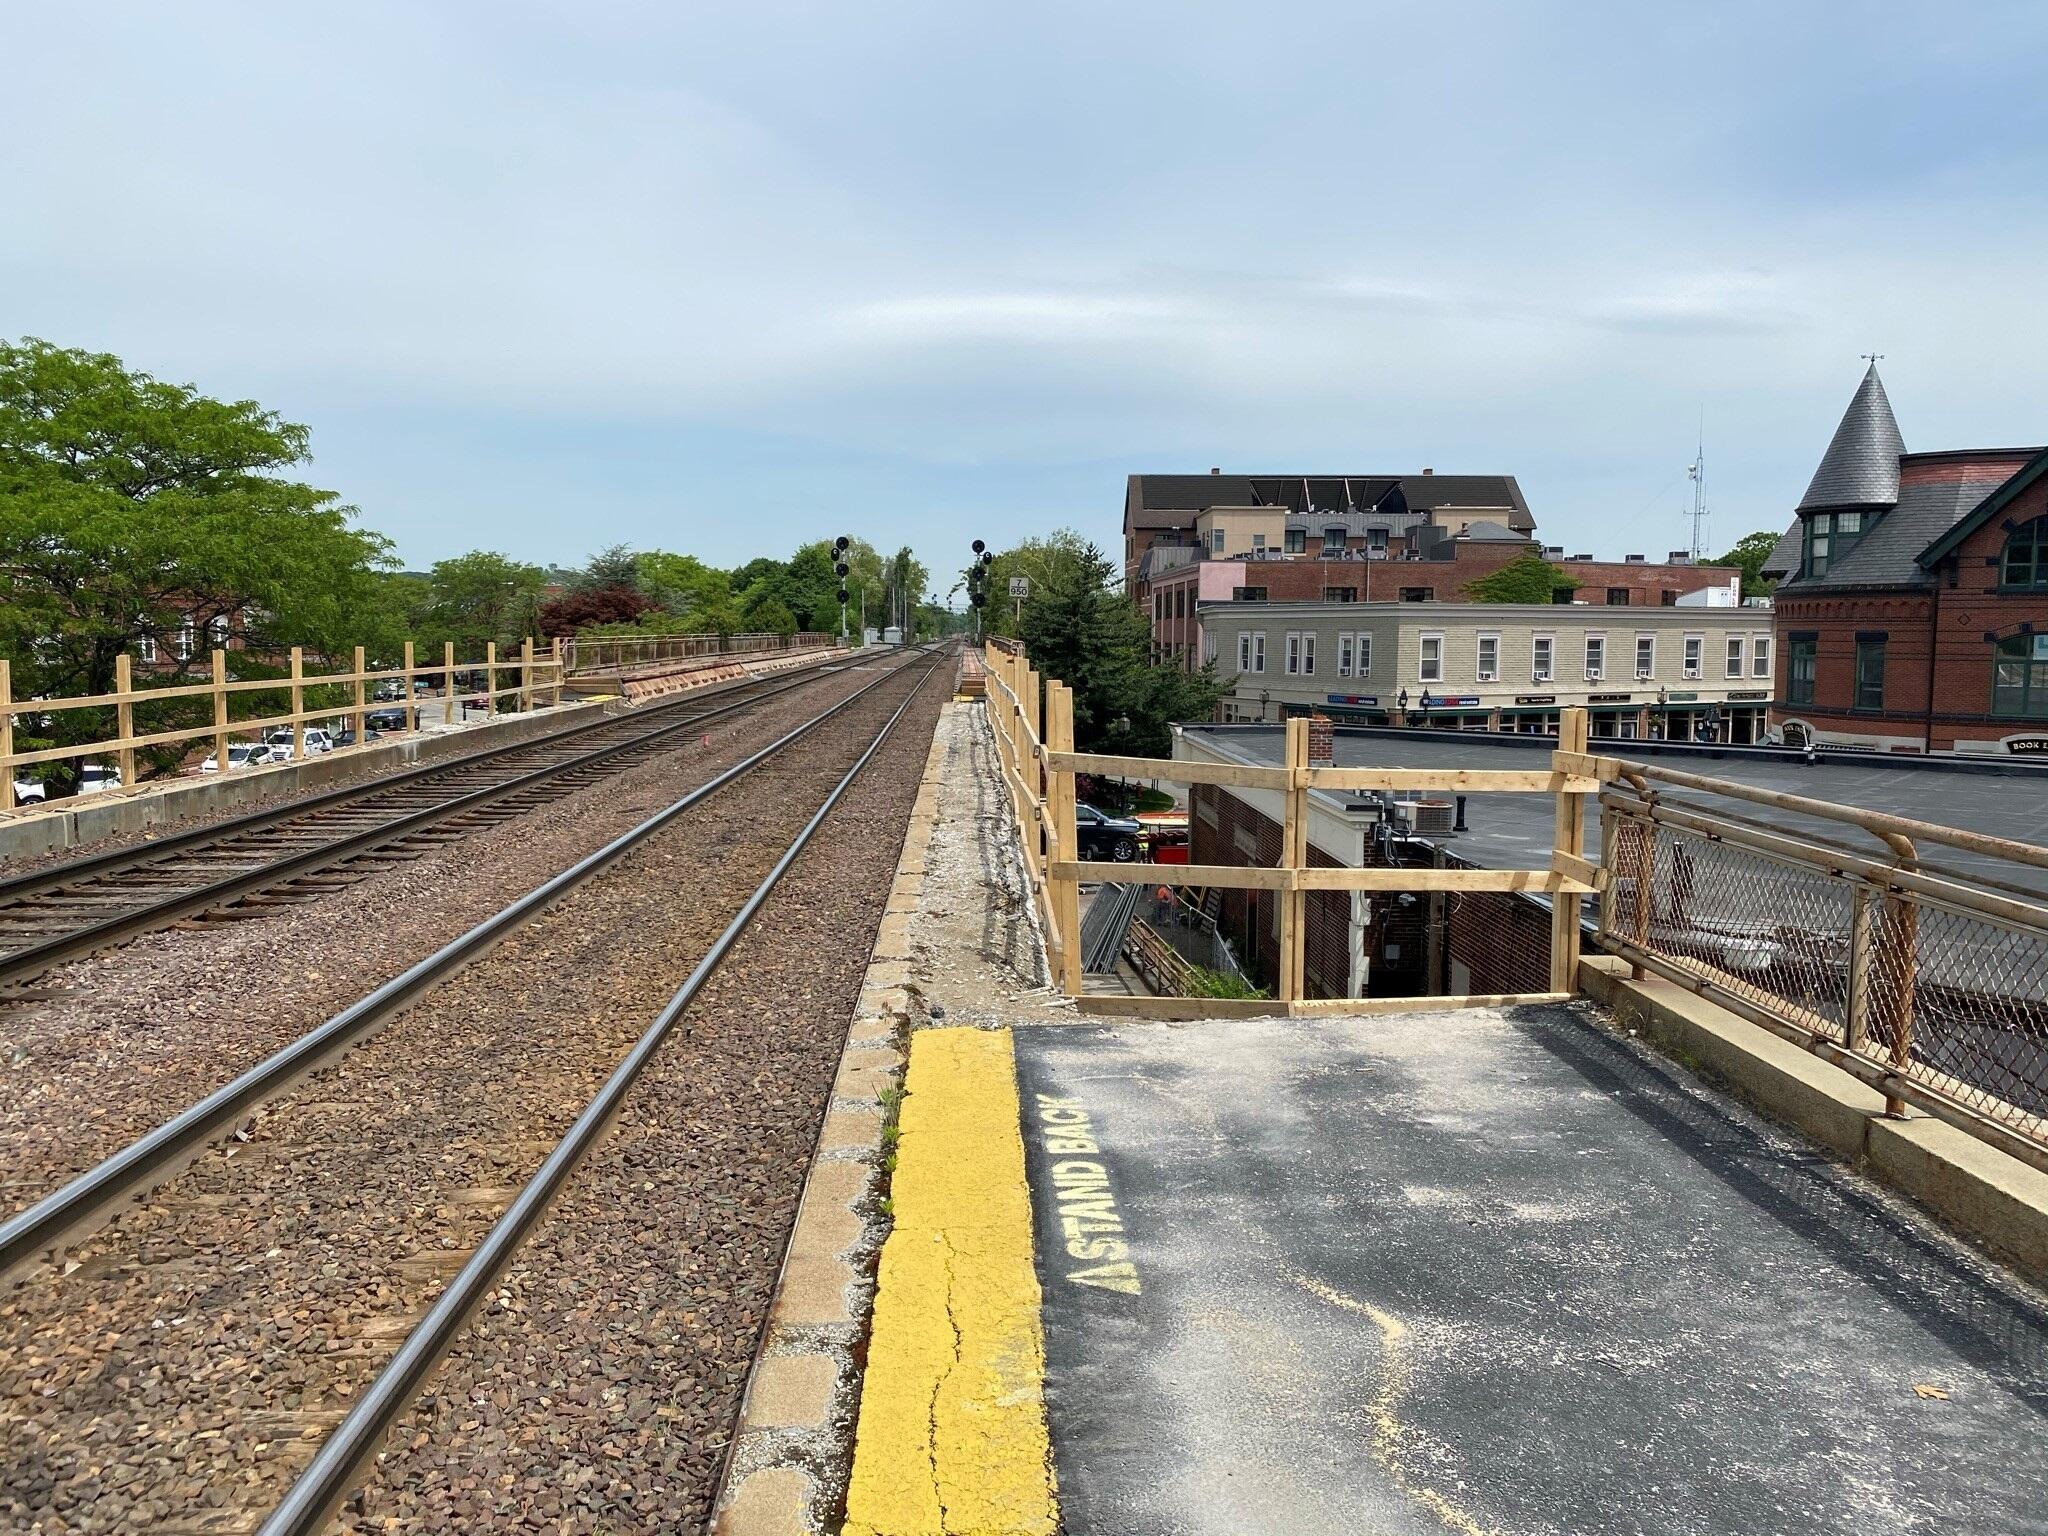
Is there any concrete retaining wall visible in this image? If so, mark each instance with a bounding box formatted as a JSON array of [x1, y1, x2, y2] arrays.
[[0, 701, 617, 864]]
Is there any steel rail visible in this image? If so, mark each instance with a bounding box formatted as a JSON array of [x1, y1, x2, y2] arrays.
[[258, 647, 946, 1535], [0, 653, 852, 906], [0, 648, 935, 1285], [0, 659, 863, 985]]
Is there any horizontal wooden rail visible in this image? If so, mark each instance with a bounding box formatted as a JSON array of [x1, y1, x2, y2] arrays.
[[1052, 860, 1597, 895], [1053, 749, 1286, 791], [1306, 767, 1605, 794]]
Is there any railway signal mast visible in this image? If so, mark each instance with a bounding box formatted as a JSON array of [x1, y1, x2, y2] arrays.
[[833, 536, 851, 641]]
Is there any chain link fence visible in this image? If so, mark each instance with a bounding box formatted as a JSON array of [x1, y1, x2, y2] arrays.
[[1598, 791, 2048, 1161]]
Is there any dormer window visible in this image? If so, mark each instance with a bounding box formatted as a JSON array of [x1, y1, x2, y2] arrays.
[[1802, 508, 1873, 578]]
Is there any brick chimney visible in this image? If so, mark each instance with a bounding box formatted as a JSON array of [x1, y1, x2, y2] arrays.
[[1307, 713, 1335, 767]]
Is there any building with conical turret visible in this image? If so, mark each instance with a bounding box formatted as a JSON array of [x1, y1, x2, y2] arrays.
[[1762, 365, 2048, 753]]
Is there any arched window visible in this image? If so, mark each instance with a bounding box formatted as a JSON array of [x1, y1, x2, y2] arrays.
[[2001, 515, 2048, 589]]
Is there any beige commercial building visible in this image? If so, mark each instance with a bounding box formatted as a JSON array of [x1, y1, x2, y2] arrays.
[[1202, 600, 1778, 743]]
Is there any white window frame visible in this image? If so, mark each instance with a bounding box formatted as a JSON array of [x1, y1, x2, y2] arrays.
[[1251, 532, 1267, 552], [1286, 632, 1302, 675], [1683, 632, 1704, 679], [1419, 632, 1444, 683], [1355, 631, 1372, 678], [1752, 635, 1772, 679], [1251, 631, 1266, 673], [1301, 632, 1315, 676], [1338, 632, 1355, 678], [1584, 633, 1606, 681], [1725, 635, 1745, 678], [177, 621, 195, 661], [1634, 633, 1655, 679], [1210, 527, 1225, 554], [1476, 632, 1500, 682], [1531, 633, 1554, 682], [138, 634, 158, 664]]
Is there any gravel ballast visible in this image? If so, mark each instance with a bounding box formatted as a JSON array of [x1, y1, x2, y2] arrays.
[[0, 659, 893, 1218], [0, 652, 944, 1535]]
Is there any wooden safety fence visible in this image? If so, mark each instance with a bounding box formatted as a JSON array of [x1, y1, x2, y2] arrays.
[[980, 643, 1620, 1018], [1, 638, 570, 813]]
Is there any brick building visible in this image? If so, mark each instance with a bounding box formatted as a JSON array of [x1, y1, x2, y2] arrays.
[[1123, 469, 1535, 603], [1762, 365, 2048, 754]]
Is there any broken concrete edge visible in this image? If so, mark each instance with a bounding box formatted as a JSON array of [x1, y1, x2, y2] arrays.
[[1578, 954, 2048, 1287], [712, 700, 951, 1536], [842, 1027, 1057, 1536]]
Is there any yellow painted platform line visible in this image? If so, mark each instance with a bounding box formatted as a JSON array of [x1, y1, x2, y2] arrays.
[[844, 1027, 1057, 1536]]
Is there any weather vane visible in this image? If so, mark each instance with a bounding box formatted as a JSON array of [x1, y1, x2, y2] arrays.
[[1861, 352, 1885, 364]]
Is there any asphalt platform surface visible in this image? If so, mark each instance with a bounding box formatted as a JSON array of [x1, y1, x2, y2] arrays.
[[1012, 1006, 2048, 1536]]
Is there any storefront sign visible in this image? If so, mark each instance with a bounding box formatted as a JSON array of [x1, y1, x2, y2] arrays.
[[2006, 737, 2048, 754], [1325, 693, 1379, 707], [1514, 694, 1556, 706], [1664, 691, 1699, 702], [1587, 692, 1633, 704], [1425, 695, 1482, 709], [1726, 690, 1769, 702]]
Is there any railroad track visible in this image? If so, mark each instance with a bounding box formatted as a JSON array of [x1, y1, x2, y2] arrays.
[[0, 654, 861, 989], [0, 644, 949, 1533]]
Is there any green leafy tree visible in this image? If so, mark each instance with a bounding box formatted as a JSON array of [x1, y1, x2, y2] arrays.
[[417, 550, 547, 649], [576, 542, 640, 591], [635, 550, 730, 618], [0, 338, 395, 784], [1715, 530, 1782, 601], [740, 590, 798, 637], [984, 530, 1099, 638], [1014, 534, 1220, 754], [678, 589, 742, 637], [1463, 554, 1577, 604]]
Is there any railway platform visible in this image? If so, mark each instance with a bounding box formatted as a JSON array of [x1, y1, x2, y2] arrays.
[[727, 699, 2048, 1536]]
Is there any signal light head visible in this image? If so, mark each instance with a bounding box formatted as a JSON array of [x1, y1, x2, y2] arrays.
[[971, 539, 985, 555]]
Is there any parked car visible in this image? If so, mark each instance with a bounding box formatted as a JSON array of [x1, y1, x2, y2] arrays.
[[1074, 802, 1143, 863], [202, 742, 276, 773], [264, 727, 335, 759], [373, 680, 407, 702], [12, 777, 46, 804], [77, 764, 122, 794], [365, 707, 412, 732]]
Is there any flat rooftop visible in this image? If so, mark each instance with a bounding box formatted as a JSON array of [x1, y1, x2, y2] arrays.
[[1184, 725, 2048, 895]]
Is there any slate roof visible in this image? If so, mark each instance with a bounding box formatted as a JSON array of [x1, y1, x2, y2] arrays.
[[1759, 524, 1804, 582], [1919, 445, 2048, 568], [1797, 364, 1905, 511], [1126, 472, 1533, 531]]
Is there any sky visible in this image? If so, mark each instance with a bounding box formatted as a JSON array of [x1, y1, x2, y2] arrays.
[[7, 2, 2048, 590]]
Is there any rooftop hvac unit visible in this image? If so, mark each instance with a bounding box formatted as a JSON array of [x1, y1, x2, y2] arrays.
[[1387, 798, 1458, 835]]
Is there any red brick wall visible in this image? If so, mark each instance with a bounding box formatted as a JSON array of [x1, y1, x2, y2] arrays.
[[1558, 560, 1737, 606]]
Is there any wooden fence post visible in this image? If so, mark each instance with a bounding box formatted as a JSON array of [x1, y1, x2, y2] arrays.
[[1549, 706, 1590, 993], [1279, 716, 1309, 1006], [0, 658, 13, 811], [552, 635, 566, 706], [1049, 680, 1082, 997], [520, 637, 535, 713], [211, 650, 230, 772], [115, 652, 137, 789], [443, 641, 456, 724], [289, 646, 306, 761], [485, 641, 498, 720], [402, 641, 417, 734], [352, 645, 368, 747]]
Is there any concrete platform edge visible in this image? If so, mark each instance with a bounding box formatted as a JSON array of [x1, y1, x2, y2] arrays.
[[1578, 953, 2048, 1283]]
